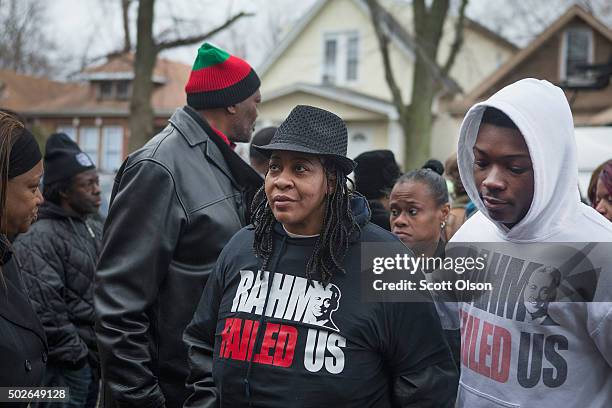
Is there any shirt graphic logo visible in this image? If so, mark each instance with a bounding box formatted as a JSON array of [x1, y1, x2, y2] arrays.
[[522, 265, 560, 326], [302, 282, 341, 331], [222, 270, 346, 374]]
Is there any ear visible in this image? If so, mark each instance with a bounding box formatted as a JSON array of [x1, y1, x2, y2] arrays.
[[440, 203, 451, 222], [226, 105, 238, 115]]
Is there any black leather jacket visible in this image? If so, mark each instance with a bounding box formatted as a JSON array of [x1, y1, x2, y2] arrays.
[[95, 107, 262, 408]]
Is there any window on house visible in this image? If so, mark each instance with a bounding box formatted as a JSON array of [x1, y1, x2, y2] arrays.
[[56, 126, 77, 141], [322, 32, 359, 85], [101, 126, 123, 172], [99, 81, 113, 99], [116, 81, 130, 100], [346, 34, 359, 81], [562, 27, 593, 80], [323, 38, 338, 84], [80, 127, 99, 165]]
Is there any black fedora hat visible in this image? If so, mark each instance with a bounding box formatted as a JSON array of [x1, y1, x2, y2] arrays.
[[253, 105, 356, 174]]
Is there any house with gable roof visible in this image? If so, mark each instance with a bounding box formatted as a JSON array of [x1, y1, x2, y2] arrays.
[[256, 0, 518, 165], [449, 5, 612, 126], [446, 5, 612, 192]]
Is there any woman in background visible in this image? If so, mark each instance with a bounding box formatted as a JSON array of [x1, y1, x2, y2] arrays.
[[587, 160, 608, 207], [0, 111, 47, 405], [389, 169, 460, 371], [593, 160, 612, 222], [389, 169, 450, 257], [443, 154, 471, 241]]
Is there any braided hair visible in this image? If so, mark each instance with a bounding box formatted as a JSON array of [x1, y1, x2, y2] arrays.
[[251, 158, 358, 286]]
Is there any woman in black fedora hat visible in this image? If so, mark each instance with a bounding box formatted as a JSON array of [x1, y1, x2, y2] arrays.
[[184, 105, 457, 407]]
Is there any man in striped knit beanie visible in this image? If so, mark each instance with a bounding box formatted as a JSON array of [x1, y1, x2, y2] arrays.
[[95, 43, 263, 408]]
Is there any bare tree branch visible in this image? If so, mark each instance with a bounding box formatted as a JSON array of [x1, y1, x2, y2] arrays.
[[367, 0, 468, 168], [155, 27, 175, 43], [121, 0, 132, 52], [78, 7, 254, 79], [365, 0, 407, 118], [442, 0, 468, 75], [156, 11, 254, 51], [0, 0, 56, 75]]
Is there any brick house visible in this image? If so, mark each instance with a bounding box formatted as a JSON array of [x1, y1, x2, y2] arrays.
[[0, 53, 190, 173]]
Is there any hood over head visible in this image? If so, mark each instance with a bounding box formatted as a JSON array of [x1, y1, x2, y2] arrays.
[[350, 194, 371, 228], [457, 78, 580, 241]]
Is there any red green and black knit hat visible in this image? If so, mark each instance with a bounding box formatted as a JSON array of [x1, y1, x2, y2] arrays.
[[185, 43, 260, 109]]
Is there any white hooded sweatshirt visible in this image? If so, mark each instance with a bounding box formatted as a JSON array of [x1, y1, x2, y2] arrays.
[[452, 79, 612, 407]]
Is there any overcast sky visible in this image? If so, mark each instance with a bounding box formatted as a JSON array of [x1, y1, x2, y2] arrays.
[[40, 0, 611, 78], [44, 0, 317, 76]]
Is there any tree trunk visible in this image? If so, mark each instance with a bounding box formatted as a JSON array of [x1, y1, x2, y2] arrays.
[[366, 0, 466, 170], [404, 58, 436, 168], [402, 0, 448, 169], [128, 0, 156, 153], [124, 1, 251, 153]]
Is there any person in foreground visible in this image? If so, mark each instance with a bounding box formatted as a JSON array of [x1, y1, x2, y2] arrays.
[[183, 105, 458, 407], [452, 78, 612, 407], [95, 43, 262, 408], [0, 111, 47, 406]]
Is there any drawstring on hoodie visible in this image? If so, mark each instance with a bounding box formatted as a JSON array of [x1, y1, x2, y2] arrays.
[[243, 235, 287, 407]]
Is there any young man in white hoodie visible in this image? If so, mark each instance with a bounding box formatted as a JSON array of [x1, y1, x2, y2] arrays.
[[451, 78, 612, 407]]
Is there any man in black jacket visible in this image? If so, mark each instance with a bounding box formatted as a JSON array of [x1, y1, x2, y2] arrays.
[[14, 132, 102, 407], [94, 42, 262, 408]]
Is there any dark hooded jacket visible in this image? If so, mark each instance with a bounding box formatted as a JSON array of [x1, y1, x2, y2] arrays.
[[184, 196, 458, 408], [368, 199, 391, 231], [13, 201, 102, 369], [0, 236, 48, 407]]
